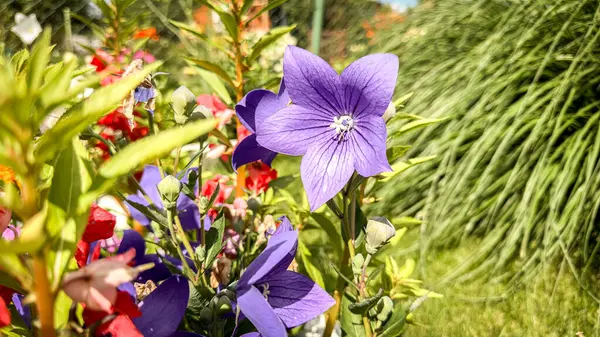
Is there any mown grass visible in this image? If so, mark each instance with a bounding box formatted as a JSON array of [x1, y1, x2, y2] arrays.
[[403, 233, 600, 337]]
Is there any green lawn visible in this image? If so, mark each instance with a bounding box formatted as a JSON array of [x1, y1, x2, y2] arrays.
[[403, 237, 600, 337]]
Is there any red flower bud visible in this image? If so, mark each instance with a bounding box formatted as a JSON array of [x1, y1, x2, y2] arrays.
[[82, 204, 116, 243]]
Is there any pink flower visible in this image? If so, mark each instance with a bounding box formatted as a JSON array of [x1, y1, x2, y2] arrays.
[[196, 94, 233, 128], [0, 206, 11, 234], [63, 249, 147, 312], [133, 50, 156, 64], [201, 175, 234, 205], [2, 225, 19, 241]]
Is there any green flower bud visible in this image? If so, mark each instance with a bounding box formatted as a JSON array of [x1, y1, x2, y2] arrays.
[[376, 296, 394, 322], [195, 245, 206, 263], [365, 216, 395, 254], [352, 253, 365, 276], [382, 102, 396, 122], [157, 175, 182, 208], [198, 195, 210, 213], [171, 86, 197, 124], [247, 197, 261, 213], [216, 295, 231, 313]]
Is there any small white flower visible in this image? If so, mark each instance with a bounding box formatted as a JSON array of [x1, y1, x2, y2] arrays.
[[11, 13, 42, 45]]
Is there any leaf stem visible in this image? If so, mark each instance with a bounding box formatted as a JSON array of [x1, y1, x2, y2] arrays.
[[167, 207, 192, 277], [231, 2, 247, 197], [33, 254, 55, 337]]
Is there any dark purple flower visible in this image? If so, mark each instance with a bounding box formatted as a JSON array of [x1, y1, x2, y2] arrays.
[[117, 230, 195, 283], [126, 165, 210, 231], [236, 217, 335, 337], [132, 275, 204, 337], [256, 46, 398, 211], [231, 80, 289, 172]]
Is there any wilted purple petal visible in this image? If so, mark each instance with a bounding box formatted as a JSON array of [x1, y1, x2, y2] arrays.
[[341, 54, 398, 118], [136, 166, 164, 207], [240, 333, 261, 337], [134, 87, 156, 103], [12, 294, 31, 328], [301, 140, 355, 211], [236, 89, 273, 132], [117, 282, 137, 302], [133, 275, 189, 337], [260, 270, 335, 328], [237, 286, 287, 337], [125, 194, 152, 226], [283, 46, 343, 115], [232, 134, 278, 172], [239, 231, 298, 287], [350, 116, 391, 177], [257, 105, 331, 156]]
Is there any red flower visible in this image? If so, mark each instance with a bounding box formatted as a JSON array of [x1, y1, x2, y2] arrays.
[[133, 27, 159, 41], [0, 296, 9, 328], [196, 94, 228, 113], [83, 291, 142, 337], [90, 50, 115, 72], [237, 124, 251, 141], [201, 175, 234, 205], [82, 204, 117, 243], [245, 162, 277, 195], [75, 240, 102, 268]]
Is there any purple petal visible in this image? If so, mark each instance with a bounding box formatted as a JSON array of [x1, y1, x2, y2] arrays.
[[283, 46, 343, 116], [133, 275, 189, 337], [12, 294, 31, 328], [351, 116, 391, 177], [237, 286, 287, 337], [137, 254, 173, 282], [260, 270, 335, 328], [137, 166, 164, 207], [301, 140, 355, 211], [341, 54, 398, 118], [117, 230, 146, 263], [236, 89, 274, 132], [277, 78, 289, 102], [254, 87, 289, 127], [134, 87, 157, 103], [232, 134, 278, 172], [239, 231, 298, 287], [256, 105, 331, 156], [177, 196, 202, 230], [240, 333, 261, 337], [125, 194, 152, 226], [117, 282, 137, 302], [271, 216, 293, 238]]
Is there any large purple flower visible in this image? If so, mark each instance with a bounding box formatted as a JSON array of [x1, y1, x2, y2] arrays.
[[256, 46, 398, 211], [231, 80, 289, 172], [132, 275, 204, 337], [126, 165, 208, 231], [236, 217, 335, 337]]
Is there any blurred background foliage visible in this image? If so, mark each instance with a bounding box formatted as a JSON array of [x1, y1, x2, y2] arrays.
[[4, 0, 600, 335]]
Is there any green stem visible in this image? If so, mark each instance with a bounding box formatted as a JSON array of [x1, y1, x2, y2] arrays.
[[167, 208, 191, 274]]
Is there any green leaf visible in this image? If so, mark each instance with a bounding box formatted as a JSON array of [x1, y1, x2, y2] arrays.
[[379, 155, 437, 182], [27, 29, 52, 93], [349, 288, 383, 314], [393, 92, 414, 108], [169, 20, 210, 42], [241, 0, 254, 15], [125, 199, 167, 225], [185, 58, 234, 86], [205, 211, 226, 268], [10, 49, 29, 74], [0, 253, 31, 288], [247, 25, 296, 64], [246, 0, 290, 25], [0, 205, 48, 254], [396, 117, 449, 135], [35, 62, 162, 163], [48, 138, 93, 219], [213, 9, 238, 41], [54, 290, 73, 329], [379, 303, 409, 337], [298, 241, 326, 289], [386, 145, 411, 163], [341, 292, 366, 337], [99, 118, 217, 178], [390, 216, 422, 228], [309, 212, 343, 256], [0, 270, 25, 293], [195, 68, 233, 105]]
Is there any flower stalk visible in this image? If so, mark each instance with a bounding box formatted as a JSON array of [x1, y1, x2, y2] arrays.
[[33, 254, 55, 337]]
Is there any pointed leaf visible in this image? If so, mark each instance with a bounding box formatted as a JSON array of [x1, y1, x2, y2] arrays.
[[195, 68, 232, 105], [247, 25, 296, 64], [185, 58, 234, 86], [246, 0, 289, 25]]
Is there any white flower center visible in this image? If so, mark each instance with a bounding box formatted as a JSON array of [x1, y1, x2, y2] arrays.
[[329, 115, 355, 141]]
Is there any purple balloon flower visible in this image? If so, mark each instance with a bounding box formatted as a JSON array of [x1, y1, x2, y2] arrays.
[[117, 230, 196, 283], [256, 46, 398, 211], [231, 80, 289, 172], [132, 275, 204, 337], [126, 165, 209, 231], [236, 217, 335, 337]]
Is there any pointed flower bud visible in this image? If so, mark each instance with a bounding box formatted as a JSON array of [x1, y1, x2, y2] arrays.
[[382, 102, 396, 122], [352, 253, 365, 276], [365, 216, 396, 254], [157, 175, 182, 208], [171, 86, 197, 124]]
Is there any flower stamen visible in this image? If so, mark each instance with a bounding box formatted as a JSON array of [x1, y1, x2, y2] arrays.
[[261, 283, 270, 300], [329, 115, 355, 141]]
